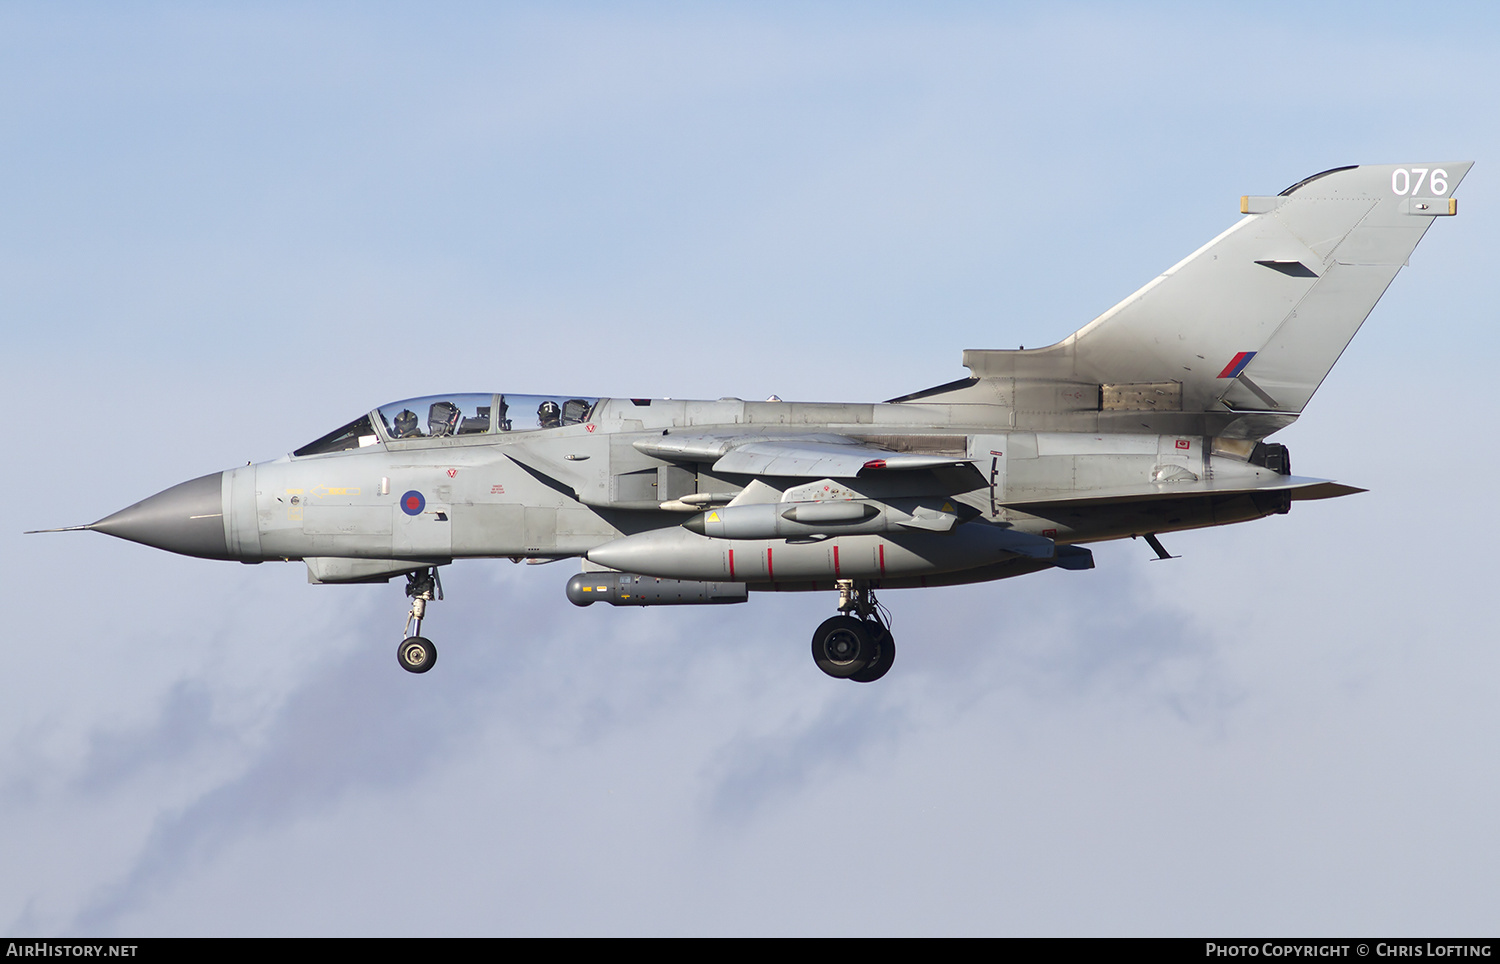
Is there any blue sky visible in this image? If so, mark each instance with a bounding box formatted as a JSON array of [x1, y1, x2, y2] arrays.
[[2, 2, 1497, 935]]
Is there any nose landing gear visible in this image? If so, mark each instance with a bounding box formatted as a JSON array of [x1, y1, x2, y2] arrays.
[[811, 581, 896, 683], [398, 567, 443, 674]]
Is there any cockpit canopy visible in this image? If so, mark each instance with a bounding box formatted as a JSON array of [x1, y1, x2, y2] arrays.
[[293, 393, 599, 457], [378, 393, 498, 439]]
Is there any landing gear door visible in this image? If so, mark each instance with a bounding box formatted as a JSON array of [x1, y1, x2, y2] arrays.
[[967, 434, 1008, 521]]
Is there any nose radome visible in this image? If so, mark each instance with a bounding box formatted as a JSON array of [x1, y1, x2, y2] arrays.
[[90, 472, 231, 560]]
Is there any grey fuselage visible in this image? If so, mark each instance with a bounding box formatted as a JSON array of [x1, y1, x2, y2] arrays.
[[144, 393, 1295, 591]]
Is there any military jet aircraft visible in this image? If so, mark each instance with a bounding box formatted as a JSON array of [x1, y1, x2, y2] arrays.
[[35, 162, 1470, 681]]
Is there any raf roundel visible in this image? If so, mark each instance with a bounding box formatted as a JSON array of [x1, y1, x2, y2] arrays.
[[400, 490, 426, 516]]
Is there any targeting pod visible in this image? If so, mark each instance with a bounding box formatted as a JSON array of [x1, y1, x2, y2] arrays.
[[566, 571, 749, 607]]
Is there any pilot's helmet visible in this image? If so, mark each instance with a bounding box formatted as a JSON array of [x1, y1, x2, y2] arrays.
[[537, 400, 562, 427], [394, 409, 419, 437]]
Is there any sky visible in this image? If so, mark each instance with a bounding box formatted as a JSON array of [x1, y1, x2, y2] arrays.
[[2, 1, 1497, 936]]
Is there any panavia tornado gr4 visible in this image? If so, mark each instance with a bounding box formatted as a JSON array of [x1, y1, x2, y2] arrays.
[[37, 162, 1471, 681]]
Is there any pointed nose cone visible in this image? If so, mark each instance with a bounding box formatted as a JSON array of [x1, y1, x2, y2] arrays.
[[91, 472, 231, 559]]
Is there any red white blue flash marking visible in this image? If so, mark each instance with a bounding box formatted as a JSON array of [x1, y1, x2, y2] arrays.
[[1216, 351, 1257, 379]]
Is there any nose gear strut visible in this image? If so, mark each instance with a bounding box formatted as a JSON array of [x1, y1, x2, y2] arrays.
[[397, 567, 443, 674]]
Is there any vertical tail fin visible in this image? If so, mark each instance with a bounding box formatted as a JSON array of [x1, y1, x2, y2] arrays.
[[964, 162, 1471, 417]]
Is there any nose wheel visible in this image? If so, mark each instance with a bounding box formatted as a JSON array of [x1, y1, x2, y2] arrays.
[[397, 568, 443, 675], [811, 582, 896, 682], [398, 635, 437, 673]]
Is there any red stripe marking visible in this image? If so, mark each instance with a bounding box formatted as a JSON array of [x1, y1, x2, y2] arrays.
[[766, 547, 774, 580], [1217, 351, 1252, 379], [833, 545, 841, 577], [878, 543, 886, 577], [728, 548, 735, 580]]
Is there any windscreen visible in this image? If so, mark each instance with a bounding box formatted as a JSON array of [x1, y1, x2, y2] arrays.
[[293, 414, 380, 457]]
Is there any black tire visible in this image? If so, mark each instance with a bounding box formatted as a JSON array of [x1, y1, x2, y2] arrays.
[[850, 623, 895, 683], [398, 636, 437, 674], [811, 616, 874, 678]]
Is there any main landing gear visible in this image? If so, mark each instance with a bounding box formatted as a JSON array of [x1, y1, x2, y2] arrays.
[[811, 581, 896, 683], [397, 567, 443, 674]]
